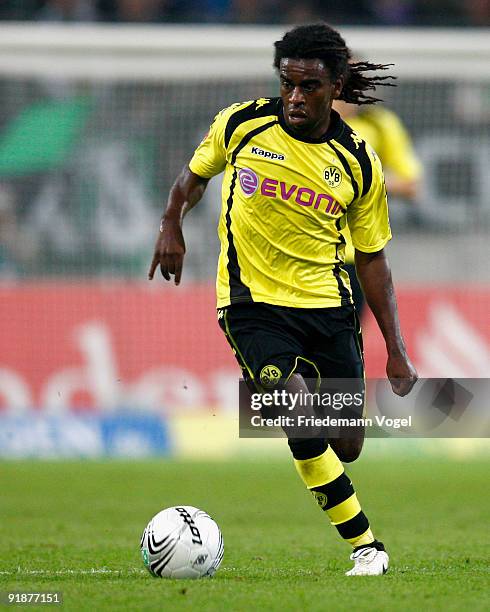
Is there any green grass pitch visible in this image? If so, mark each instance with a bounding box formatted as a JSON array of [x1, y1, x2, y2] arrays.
[[0, 455, 488, 611]]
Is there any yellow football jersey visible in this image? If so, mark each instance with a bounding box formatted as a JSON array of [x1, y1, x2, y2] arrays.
[[189, 98, 391, 309]]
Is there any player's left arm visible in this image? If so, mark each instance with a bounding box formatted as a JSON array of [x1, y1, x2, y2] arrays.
[[354, 248, 417, 396], [348, 145, 417, 396]]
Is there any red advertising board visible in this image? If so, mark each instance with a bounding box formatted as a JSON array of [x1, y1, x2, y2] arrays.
[[363, 285, 490, 379], [0, 282, 235, 413], [0, 282, 488, 413]]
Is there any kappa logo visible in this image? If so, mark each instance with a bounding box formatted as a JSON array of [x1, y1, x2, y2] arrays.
[[351, 133, 363, 149], [255, 98, 270, 109], [251, 146, 285, 161], [260, 365, 282, 387], [312, 491, 328, 509]]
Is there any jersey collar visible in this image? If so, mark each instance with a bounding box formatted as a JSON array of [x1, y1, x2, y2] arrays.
[[277, 99, 344, 143]]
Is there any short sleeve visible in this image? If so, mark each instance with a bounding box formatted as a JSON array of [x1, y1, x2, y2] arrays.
[[347, 147, 392, 253], [188, 104, 238, 178]]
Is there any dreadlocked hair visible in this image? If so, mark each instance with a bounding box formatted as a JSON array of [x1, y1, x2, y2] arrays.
[[273, 23, 396, 105]]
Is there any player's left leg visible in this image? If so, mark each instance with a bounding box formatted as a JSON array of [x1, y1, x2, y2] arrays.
[[288, 435, 388, 576], [293, 308, 388, 574], [284, 374, 388, 576], [328, 436, 364, 464]]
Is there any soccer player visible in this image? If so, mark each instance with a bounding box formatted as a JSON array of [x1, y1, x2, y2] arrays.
[[149, 23, 418, 576]]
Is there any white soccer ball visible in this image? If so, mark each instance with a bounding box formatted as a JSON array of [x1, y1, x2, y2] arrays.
[[140, 506, 224, 579]]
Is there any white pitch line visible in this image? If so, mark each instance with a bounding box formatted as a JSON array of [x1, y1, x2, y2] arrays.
[[0, 566, 236, 577], [0, 567, 147, 576]]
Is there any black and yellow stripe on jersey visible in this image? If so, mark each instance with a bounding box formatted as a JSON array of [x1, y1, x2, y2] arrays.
[[189, 97, 391, 309]]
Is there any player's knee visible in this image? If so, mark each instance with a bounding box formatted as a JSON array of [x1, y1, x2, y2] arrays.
[[331, 439, 363, 463], [337, 448, 361, 463], [287, 437, 328, 460]]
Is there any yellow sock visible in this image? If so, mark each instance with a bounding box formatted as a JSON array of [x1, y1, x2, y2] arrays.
[[294, 446, 375, 548]]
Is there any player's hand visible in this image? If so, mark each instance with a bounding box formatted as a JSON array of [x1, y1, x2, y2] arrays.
[[386, 351, 418, 396], [148, 218, 186, 285]]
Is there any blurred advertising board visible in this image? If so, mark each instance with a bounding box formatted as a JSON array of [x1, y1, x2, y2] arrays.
[[363, 285, 490, 378], [0, 282, 488, 456]]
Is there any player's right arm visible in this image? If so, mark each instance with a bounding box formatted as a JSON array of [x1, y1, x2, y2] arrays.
[[148, 166, 209, 285], [148, 102, 239, 284]]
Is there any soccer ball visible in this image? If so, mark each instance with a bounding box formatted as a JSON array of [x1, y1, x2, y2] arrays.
[[140, 506, 224, 578]]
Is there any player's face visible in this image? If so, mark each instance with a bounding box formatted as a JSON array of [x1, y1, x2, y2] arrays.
[[279, 58, 343, 139]]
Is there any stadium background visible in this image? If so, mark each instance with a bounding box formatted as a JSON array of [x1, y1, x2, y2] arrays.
[[0, 8, 489, 459], [0, 5, 488, 610]]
